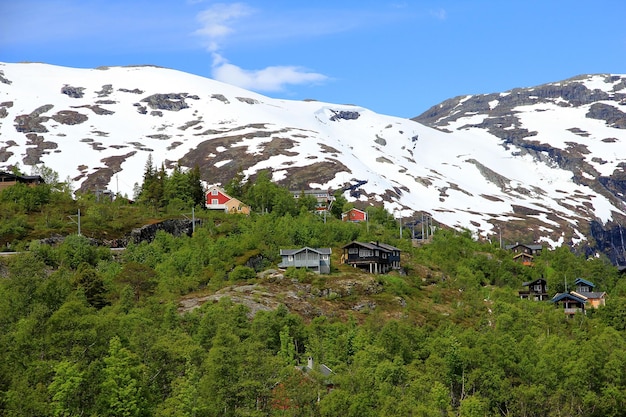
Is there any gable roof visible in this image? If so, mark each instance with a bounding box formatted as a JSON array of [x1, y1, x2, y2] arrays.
[[279, 247, 332, 256], [342, 207, 366, 215], [0, 171, 45, 183], [521, 278, 546, 287], [206, 184, 231, 196], [342, 241, 391, 252], [583, 291, 606, 300], [299, 358, 333, 377], [574, 278, 595, 288], [505, 243, 543, 251], [552, 292, 587, 304], [371, 242, 401, 252]]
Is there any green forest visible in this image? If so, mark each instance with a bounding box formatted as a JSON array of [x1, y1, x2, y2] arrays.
[[1, 165, 626, 417]]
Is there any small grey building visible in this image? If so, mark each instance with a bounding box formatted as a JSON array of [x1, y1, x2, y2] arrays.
[[278, 247, 332, 274]]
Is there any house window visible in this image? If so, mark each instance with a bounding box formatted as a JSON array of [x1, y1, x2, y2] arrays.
[[579, 286, 589, 292], [348, 248, 358, 254], [359, 249, 373, 257], [534, 285, 542, 292], [211, 199, 219, 205], [211, 189, 218, 195], [288, 255, 293, 262], [322, 255, 328, 260]]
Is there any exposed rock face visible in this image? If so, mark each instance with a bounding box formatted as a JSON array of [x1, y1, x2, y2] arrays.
[[129, 219, 201, 244], [72, 104, 115, 115], [330, 110, 360, 121], [414, 75, 626, 133], [586, 103, 626, 128], [236, 97, 259, 105], [3, 63, 626, 266], [119, 88, 144, 94], [14, 104, 54, 133], [414, 74, 626, 265], [96, 84, 113, 97], [0, 101, 12, 119], [0, 70, 12, 85], [589, 218, 626, 266], [61, 85, 85, 98], [51, 110, 88, 125], [23, 133, 58, 165], [140, 93, 190, 111]]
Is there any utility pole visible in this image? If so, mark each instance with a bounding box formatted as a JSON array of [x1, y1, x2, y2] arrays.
[[183, 207, 197, 234], [68, 209, 81, 235]]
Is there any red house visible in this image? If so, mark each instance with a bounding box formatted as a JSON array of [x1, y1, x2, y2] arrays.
[[341, 208, 367, 222], [205, 186, 250, 214]]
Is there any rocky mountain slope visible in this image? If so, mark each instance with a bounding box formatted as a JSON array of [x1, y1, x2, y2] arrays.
[[1, 63, 625, 264], [414, 74, 626, 265]]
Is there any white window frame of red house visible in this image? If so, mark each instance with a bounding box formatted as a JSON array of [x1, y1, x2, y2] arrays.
[[211, 189, 218, 195], [211, 198, 219, 205]]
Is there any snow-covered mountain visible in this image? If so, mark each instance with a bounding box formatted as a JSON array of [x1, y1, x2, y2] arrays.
[[1, 63, 625, 264]]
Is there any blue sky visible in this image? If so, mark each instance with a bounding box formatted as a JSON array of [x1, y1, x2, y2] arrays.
[[1, 0, 625, 118]]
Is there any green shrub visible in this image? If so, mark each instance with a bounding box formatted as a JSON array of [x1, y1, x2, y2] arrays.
[[229, 265, 256, 281]]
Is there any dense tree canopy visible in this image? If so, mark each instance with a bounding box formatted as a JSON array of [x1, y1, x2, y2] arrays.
[[1, 166, 626, 416]]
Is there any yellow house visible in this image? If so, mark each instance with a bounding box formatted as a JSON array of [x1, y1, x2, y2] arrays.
[[224, 197, 251, 215]]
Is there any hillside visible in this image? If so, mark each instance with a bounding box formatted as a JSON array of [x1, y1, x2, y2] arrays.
[[1, 63, 626, 265], [1, 194, 625, 416]]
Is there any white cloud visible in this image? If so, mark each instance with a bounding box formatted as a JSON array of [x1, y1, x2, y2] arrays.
[[193, 4, 329, 91], [194, 2, 254, 51], [211, 54, 328, 92]]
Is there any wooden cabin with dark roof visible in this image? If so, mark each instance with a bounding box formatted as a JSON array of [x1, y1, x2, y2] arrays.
[[519, 278, 549, 301], [0, 171, 44, 191], [341, 241, 401, 274], [505, 242, 543, 266], [552, 292, 587, 315]]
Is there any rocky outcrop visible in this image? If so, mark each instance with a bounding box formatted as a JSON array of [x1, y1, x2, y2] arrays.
[[589, 219, 626, 266], [14, 104, 54, 133], [61, 85, 85, 98], [96, 84, 113, 97], [140, 93, 190, 111], [330, 110, 360, 121], [129, 219, 201, 244], [413, 75, 626, 265], [586, 103, 626, 128], [0, 101, 12, 119], [51, 110, 88, 125], [0, 70, 12, 85], [414, 75, 626, 130]]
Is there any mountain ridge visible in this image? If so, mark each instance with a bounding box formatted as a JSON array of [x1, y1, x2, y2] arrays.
[[1, 62, 625, 264]]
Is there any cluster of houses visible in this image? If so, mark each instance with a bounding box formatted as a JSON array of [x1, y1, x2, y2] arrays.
[[519, 277, 606, 315], [204, 186, 401, 275], [1, 175, 620, 299], [277, 241, 402, 275], [204, 185, 369, 223], [510, 243, 607, 315]]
